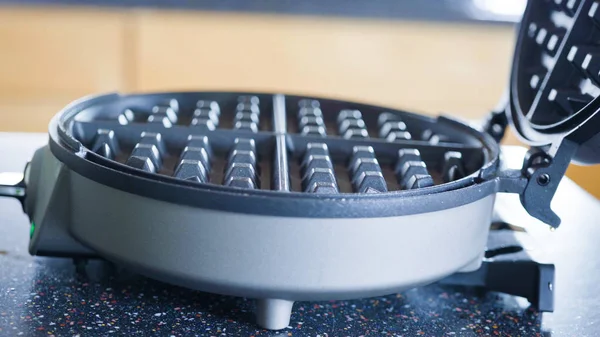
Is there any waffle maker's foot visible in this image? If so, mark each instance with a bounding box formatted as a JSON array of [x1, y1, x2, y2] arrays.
[[256, 298, 295, 330]]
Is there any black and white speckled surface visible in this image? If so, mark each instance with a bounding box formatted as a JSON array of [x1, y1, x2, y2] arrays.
[[0, 256, 544, 336], [0, 133, 599, 336]]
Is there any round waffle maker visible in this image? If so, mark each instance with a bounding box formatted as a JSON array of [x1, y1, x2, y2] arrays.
[[2, 0, 600, 330]]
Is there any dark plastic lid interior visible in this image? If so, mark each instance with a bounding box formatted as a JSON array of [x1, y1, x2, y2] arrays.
[[508, 0, 600, 159]]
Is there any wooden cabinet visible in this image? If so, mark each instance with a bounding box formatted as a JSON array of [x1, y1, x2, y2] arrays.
[[134, 10, 513, 120], [0, 6, 514, 125], [0, 7, 129, 131], [0, 5, 597, 198]]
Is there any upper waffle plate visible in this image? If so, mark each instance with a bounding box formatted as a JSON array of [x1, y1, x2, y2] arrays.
[[61, 92, 495, 196], [509, 0, 600, 155]]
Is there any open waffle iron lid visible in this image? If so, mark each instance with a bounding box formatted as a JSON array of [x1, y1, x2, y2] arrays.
[[501, 0, 600, 162], [477, 0, 600, 226]]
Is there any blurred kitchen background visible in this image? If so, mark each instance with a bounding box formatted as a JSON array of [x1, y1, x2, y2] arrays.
[[0, 0, 598, 197]]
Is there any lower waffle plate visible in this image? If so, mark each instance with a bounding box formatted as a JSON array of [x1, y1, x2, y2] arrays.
[[27, 91, 504, 330]]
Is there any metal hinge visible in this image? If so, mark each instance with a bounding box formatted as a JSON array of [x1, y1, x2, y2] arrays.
[[481, 102, 576, 228], [518, 139, 577, 228], [497, 139, 576, 228]]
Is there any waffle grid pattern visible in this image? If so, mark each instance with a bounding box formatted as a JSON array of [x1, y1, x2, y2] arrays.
[[74, 94, 483, 194]]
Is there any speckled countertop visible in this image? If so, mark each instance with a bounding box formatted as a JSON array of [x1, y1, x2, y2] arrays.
[[1, 133, 599, 336]]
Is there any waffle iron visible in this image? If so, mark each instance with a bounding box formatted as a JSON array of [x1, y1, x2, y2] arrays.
[[2, 0, 600, 330]]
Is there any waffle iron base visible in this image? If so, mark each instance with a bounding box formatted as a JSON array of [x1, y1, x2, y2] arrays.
[[23, 91, 509, 330]]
